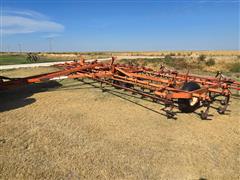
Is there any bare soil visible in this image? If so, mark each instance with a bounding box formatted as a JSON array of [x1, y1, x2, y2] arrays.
[[0, 67, 239, 179]]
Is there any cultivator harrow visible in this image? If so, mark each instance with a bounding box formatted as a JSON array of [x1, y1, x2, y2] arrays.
[[1, 57, 239, 119]]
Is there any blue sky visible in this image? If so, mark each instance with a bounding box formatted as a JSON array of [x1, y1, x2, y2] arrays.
[[1, 0, 239, 52]]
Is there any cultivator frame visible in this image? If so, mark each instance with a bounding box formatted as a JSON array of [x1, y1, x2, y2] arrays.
[[1, 57, 239, 120]]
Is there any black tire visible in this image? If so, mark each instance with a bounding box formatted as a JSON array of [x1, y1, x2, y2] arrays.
[[123, 83, 133, 89], [178, 81, 200, 113], [113, 80, 121, 89], [113, 80, 133, 89]]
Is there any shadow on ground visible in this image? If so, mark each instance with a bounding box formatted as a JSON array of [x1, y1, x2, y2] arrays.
[[0, 81, 62, 113], [52, 80, 227, 120], [50, 80, 175, 119]]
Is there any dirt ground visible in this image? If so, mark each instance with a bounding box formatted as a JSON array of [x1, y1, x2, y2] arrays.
[[0, 67, 239, 179]]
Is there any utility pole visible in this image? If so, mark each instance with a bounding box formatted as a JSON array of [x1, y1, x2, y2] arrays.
[[18, 43, 22, 53], [6, 45, 10, 53], [48, 38, 53, 52]]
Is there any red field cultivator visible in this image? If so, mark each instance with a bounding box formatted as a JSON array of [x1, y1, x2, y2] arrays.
[[1, 57, 240, 119]]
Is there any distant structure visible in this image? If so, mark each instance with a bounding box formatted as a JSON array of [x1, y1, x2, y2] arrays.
[[48, 38, 53, 52], [18, 43, 22, 53], [26, 53, 40, 63]]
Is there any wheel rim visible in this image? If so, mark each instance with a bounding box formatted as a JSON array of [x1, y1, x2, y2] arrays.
[[190, 97, 199, 106]]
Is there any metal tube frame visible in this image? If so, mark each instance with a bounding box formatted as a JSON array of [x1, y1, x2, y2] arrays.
[[0, 57, 239, 120]]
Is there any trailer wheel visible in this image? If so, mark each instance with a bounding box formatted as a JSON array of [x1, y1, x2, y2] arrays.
[[113, 80, 121, 89], [113, 80, 133, 89], [123, 83, 133, 89], [178, 82, 201, 113]]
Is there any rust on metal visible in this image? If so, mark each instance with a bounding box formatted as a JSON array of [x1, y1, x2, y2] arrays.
[[0, 56, 239, 120]]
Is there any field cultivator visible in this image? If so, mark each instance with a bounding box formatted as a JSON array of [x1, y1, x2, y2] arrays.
[[1, 57, 240, 120]]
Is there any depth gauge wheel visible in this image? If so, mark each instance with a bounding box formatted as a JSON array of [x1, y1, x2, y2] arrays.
[[178, 81, 201, 113], [112, 80, 133, 89]]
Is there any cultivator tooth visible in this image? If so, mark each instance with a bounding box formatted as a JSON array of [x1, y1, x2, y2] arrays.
[[1, 57, 239, 120], [162, 100, 176, 119], [200, 101, 211, 120]]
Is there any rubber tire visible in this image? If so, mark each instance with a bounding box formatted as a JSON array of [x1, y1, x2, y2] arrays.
[[123, 83, 133, 89], [113, 80, 121, 89], [178, 81, 201, 113], [113, 80, 133, 89]]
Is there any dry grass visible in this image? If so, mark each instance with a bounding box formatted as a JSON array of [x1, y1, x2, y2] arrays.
[[2, 50, 240, 60], [114, 50, 240, 57], [0, 67, 240, 179], [37, 50, 240, 57], [0, 67, 59, 78], [118, 56, 240, 76]]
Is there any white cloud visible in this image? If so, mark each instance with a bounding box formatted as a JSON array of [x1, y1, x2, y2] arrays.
[[0, 9, 64, 35], [3, 8, 48, 20], [42, 33, 62, 38]]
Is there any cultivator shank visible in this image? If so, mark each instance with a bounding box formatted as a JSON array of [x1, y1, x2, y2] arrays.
[[1, 57, 239, 120]]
